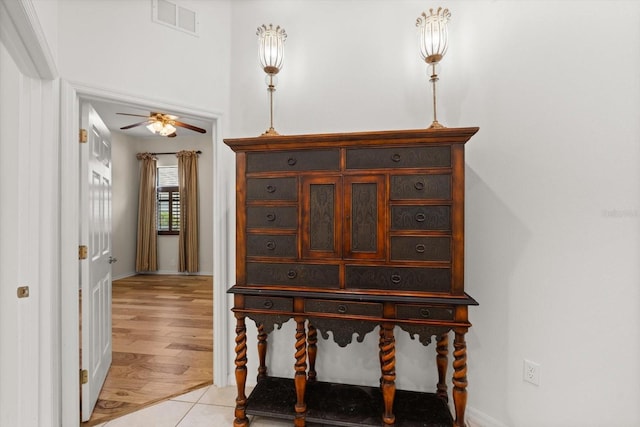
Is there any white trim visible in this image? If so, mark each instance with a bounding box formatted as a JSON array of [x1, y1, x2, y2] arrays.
[[0, 0, 57, 79], [60, 80, 229, 426], [466, 406, 510, 427]]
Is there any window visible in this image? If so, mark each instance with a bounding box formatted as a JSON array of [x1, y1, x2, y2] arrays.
[[157, 166, 180, 235]]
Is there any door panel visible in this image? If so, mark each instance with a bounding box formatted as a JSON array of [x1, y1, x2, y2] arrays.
[[344, 175, 386, 260], [80, 103, 113, 421]]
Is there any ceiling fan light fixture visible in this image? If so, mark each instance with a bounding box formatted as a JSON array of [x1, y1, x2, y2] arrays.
[[158, 123, 176, 136], [146, 121, 176, 136]]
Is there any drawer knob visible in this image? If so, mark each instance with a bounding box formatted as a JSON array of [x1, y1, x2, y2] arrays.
[[263, 300, 274, 309], [419, 308, 430, 318], [287, 157, 297, 166], [391, 153, 401, 162], [415, 244, 426, 253], [337, 304, 348, 314], [287, 269, 297, 279], [415, 212, 426, 222], [390, 274, 401, 284], [266, 185, 276, 193], [414, 181, 425, 191], [266, 240, 276, 250], [266, 212, 276, 222]]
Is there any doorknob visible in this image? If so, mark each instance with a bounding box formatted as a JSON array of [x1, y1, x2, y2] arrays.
[[108, 256, 118, 264]]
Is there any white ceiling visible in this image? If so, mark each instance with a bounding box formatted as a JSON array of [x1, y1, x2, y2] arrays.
[[89, 99, 213, 140]]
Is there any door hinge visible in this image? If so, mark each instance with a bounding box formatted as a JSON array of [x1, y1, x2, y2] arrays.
[[80, 369, 88, 385], [79, 128, 87, 143], [79, 245, 88, 260], [17, 286, 30, 298]]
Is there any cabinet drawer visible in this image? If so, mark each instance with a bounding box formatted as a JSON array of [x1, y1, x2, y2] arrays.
[[247, 178, 297, 201], [346, 146, 450, 169], [390, 236, 451, 261], [247, 206, 297, 229], [247, 234, 297, 258], [390, 174, 451, 200], [246, 262, 340, 288], [390, 206, 450, 231], [345, 265, 451, 293], [244, 296, 293, 312], [396, 304, 454, 320], [305, 299, 383, 317], [247, 149, 340, 173]]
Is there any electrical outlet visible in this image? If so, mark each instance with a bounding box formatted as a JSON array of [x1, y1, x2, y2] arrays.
[[523, 359, 541, 385]]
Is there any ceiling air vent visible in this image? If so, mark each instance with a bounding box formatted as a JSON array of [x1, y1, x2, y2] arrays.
[[152, 0, 198, 36]]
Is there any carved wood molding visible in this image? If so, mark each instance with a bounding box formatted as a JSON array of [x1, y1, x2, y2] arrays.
[[247, 313, 293, 334], [310, 317, 378, 347], [397, 324, 451, 346]]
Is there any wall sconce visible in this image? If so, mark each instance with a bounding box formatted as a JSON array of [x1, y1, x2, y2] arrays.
[[257, 24, 287, 136], [416, 7, 451, 129]]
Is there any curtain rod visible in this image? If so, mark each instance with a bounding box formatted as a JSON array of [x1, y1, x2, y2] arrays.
[[148, 150, 202, 155]]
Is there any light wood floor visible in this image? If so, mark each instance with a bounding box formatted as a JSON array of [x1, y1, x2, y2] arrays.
[[82, 274, 213, 426]]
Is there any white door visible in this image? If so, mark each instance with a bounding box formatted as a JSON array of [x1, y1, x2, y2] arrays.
[[80, 102, 113, 421]]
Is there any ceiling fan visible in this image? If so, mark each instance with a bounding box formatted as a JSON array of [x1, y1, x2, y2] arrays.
[[117, 112, 206, 137]]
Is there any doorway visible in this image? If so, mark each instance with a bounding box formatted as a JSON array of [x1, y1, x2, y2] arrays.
[[60, 82, 230, 427]]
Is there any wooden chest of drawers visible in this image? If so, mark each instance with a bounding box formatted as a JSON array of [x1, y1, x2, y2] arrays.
[[225, 127, 478, 427]]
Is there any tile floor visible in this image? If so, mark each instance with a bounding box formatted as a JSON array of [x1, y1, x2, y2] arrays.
[[92, 385, 290, 427]]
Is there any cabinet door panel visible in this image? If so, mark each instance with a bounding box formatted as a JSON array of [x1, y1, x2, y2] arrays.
[[247, 177, 297, 201], [390, 174, 451, 200], [246, 262, 340, 288], [247, 234, 297, 258], [302, 176, 342, 259], [390, 236, 451, 262], [247, 149, 340, 172], [390, 206, 451, 231], [344, 175, 386, 259], [345, 265, 451, 293], [396, 304, 454, 320], [247, 206, 297, 229], [346, 146, 451, 169]]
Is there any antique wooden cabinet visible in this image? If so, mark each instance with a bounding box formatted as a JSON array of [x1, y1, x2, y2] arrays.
[[225, 127, 478, 427]]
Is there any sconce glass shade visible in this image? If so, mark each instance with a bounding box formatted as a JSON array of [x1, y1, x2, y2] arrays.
[[416, 7, 451, 64], [257, 24, 287, 75]]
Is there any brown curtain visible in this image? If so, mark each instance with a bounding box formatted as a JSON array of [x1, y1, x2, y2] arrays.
[[177, 150, 199, 273], [135, 153, 158, 272]]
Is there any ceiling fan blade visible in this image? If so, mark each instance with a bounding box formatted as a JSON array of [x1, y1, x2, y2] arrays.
[[173, 120, 206, 134], [167, 132, 177, 138], [116, 112, 150, 118], [120, 120, 151, 130]]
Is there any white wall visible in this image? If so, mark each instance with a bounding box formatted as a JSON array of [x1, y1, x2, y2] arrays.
[[111, 131, 139, 279], [229, 1, 640, 426], [56, 0, 230, 115]]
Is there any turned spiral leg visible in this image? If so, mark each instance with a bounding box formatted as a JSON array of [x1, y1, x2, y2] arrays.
[[436, 332, 449, 401], [379, 322, 396, 426], [452, 328, 469, 427], [233, 314, 249, 427], [294, 317, 308, 427], [307, 323, 318, 382], [257, 323, 268, 381]]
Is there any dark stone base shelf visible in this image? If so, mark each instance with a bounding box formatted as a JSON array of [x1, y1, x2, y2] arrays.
[[246, 377, 453, 427]]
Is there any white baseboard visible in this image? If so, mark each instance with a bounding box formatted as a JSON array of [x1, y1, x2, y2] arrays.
[[466, 406, 509, 427], [113, 272, 137, 281]]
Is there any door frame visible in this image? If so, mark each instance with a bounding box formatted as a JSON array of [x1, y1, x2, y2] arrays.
[[59, 81, 230, 427]]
